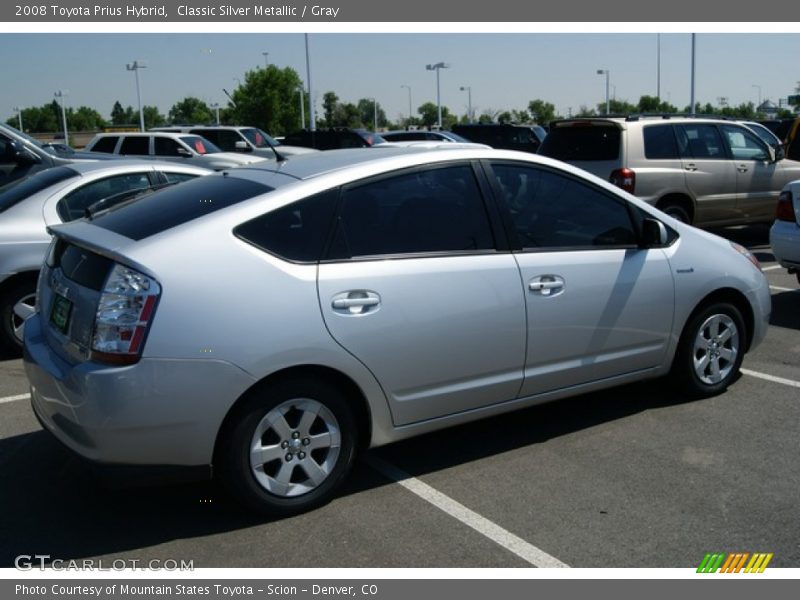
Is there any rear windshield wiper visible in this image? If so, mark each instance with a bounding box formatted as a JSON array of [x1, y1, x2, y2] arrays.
[[85, 182, 176, 219]]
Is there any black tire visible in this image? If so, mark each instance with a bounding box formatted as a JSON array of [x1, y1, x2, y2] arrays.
[[671, 302, 746, 398], [218, 378, 357, 517], [0, 279, 37, 354], [660, 202, 691, 224]]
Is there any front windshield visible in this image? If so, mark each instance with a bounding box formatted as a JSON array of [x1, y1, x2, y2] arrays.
[[242, 128, 281, 148], [746, 123, 780, 147], [180, 136, 223, 155]]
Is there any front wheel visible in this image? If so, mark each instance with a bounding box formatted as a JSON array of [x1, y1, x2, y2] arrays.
[[219, 379, 357, 517], [671, 302, 746, 398]]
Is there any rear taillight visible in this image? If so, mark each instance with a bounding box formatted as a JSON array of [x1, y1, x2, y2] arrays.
[[610, 168, 636, 194], [91, 264, 160, 365], [776, 190, 795, 222]]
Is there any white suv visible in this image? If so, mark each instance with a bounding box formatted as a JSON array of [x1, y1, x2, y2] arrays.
[[85, 132, 265, 170], [539, 116, 800, 227]]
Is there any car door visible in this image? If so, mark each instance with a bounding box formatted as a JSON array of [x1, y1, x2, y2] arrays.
[[676, 123, 738, 224], [486, 161, 675, 397], [719, 124, 781, 223], [317, 162, 527, 426]]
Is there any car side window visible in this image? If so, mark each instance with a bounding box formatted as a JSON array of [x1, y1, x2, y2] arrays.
[[161, 171, 199, 184], [90, 136, 119, 153], [491, 163, 637, 249], [720, 125, 769, 161], [234, 189, 339, 263], [154, 137, 184, 156], [643, 124, 679, 159], [119, 136, 150, 155], [678, 124, 726, 159], [57, 172, 153, 221], [328, 165, 495, 259]]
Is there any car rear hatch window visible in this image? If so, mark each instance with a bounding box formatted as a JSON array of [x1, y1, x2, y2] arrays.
[[539, 122, 622, 161], [0, 166, 77, 213], [88, 174, 274, 240]]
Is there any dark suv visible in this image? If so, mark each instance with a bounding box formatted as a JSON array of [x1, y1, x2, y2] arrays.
[[451, 124, 547, 153], [282, 128, 386, 150]]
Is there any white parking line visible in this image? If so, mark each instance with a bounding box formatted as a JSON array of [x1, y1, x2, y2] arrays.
[[762, 265, 783, 271], [770, 285, 799, 293], [742, 369, 800, 389], [0, 393, 30, 405], [365, 454, 569, 568]]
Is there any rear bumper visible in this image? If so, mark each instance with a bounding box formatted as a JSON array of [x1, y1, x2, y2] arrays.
[[23, 313, 256, 468], [770, 221, 800, 271]]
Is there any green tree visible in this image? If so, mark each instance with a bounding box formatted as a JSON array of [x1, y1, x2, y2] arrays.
[[142, 105, 166, 129], [527, 100, 557, 125], [229, 65, 304, 135], [322, 91, 339, 128], [68, 106, 106, 131], [169, 97, 212, 125], [598, 99, 637, 115], [357, 98, 388, 130], [497, 111, 513, 124], [417, 102, 456, 129], [110, 101, 136, 126]]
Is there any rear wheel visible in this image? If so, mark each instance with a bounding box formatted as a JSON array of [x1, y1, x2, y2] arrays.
[[1, 280, 37, 354], [219, 379, 357, 517], [672, 302, 745, 397]]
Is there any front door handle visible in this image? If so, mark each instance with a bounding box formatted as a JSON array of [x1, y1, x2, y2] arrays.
[[685, 163, 698, 172], [737, 164, 749, 173], [529, 275, 565, 296], [331, 291, 381, 315]]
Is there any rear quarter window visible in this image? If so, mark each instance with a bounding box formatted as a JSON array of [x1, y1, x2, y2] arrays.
[[643, 124, 679, 159], [90, 136, 119, 153], [539, 125, 621, 161]]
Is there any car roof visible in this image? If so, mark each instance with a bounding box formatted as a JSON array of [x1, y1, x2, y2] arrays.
[[51, 159, 212, 175]]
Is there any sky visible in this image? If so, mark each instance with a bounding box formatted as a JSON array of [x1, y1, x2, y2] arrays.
[[1, 32, 798, 129]]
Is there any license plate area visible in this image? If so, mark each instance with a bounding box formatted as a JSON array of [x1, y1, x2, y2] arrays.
[[49, 293, 73, 335]]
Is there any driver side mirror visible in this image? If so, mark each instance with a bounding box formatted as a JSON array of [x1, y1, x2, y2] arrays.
[[177, 147, 193, 158], [641, 218, 668, 248], [234, 140, 251, 152]]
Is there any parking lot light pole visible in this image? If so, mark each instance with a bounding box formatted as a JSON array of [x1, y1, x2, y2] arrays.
[[126, 60, 147, 132], [426, 62, 450, 129], [12, 106, 22, 131], [305, 34, 316, 131], [401, 85, 412, 127], [460, 86, 473, 123], [596, 69, 610, 115], [54, 90, 69, 146], [370, 98, 378, 132], [298, 85, 305, 129], [262, 52, 269, 68], [752, 84, 762, 110], [210, 103, 220, 125]]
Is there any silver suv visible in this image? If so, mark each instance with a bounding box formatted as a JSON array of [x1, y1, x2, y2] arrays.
[[539, 116, 800, 226], [24, 147, 770, 516]]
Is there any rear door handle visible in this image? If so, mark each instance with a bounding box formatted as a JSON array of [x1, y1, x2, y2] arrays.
[[528, 275, 565, 296], [331, 291, 381, 315], [684, 163, 698, 172], [737, 164, 749, 173]]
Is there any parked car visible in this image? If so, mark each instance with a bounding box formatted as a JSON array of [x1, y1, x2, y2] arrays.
[[381, 130, 471, 143], [452, 123, 547, 153], [0, 160, 211, 352], [1, 123, 115, 186], [151, 125, 318, 158], [282, 128, 387, 150], [770, 179, 800, 283], [84, 132, 266, 170], [24, 147, 770, 516], [539, 116, 800, 227]]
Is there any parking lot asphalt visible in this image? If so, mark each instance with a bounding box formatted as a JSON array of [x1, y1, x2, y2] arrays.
[[1, 224, 797, 569]]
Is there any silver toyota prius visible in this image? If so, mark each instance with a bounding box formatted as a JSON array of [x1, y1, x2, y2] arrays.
[[23, 147, 771, 516]]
